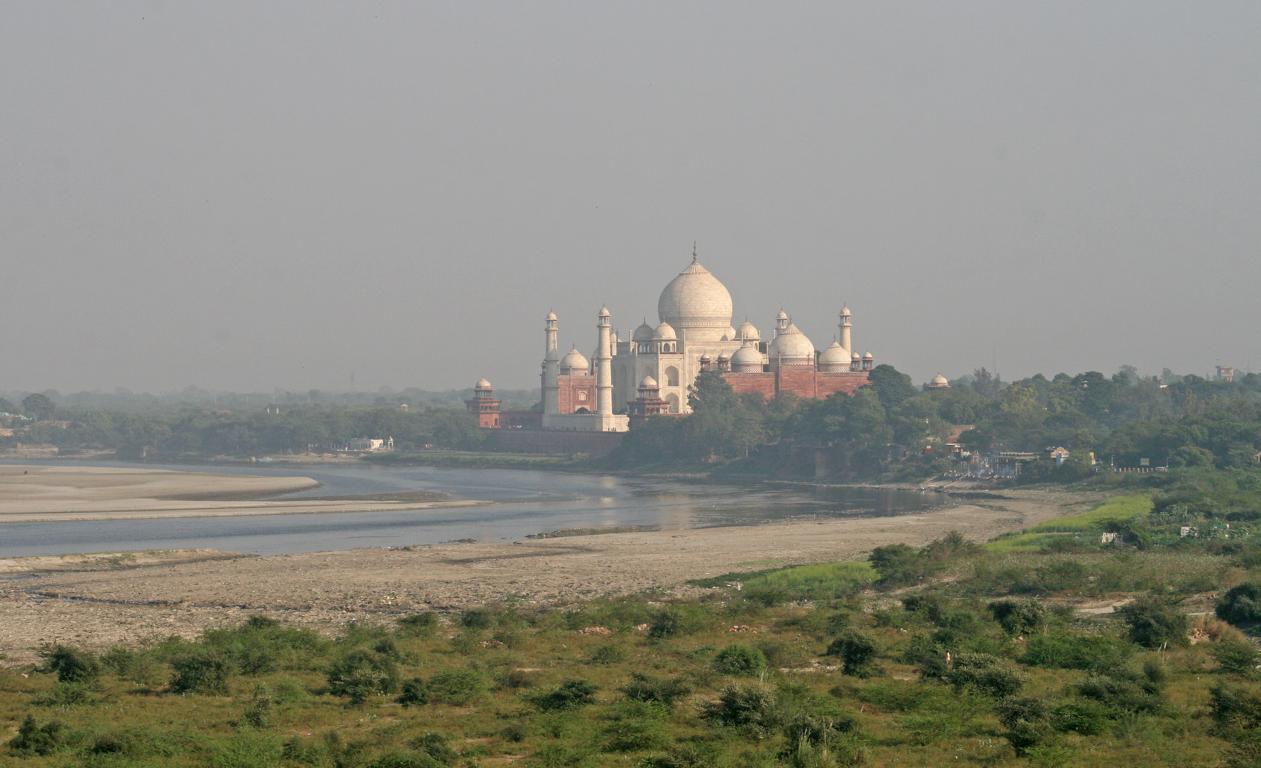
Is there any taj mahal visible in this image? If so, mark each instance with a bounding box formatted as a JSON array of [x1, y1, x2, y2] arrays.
[[469, 248, 877, 434]]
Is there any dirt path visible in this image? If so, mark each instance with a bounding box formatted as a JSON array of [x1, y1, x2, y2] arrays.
[[0, 487, 1098, 664]]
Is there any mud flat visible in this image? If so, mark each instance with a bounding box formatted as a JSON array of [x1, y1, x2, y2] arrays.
[[0, 487, 1099, 664], [0, 465, 475, 523]]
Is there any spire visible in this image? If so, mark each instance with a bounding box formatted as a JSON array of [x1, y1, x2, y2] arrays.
[[691, 241, 698, 264]]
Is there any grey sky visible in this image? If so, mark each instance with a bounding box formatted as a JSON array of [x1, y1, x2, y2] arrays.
[[2, 1, 1258, 393]]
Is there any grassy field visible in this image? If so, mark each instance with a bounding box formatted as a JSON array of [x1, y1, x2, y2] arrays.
[[2, 492, 1260, 768], [986, 495, 1153, 553]]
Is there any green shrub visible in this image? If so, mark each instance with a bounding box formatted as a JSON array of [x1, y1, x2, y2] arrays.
[[622, 673, 692, 707], [601, 701, 670, 752], [35, 681, 97, 707], [1214, 639, 1260, 674], [460, 608, 495, 629], [202, 616, 329, 676], [1078, 673, 1163, 714], [425, 669, 486, 705], [38, 644, 101, 684], [713, 644, 767, 676], [702, 683, 777, 735], [8, 715, 65, 756], [1210, 683, 1261, 732], [997, 697, 1053, 755], [1217, 583, 1261, 629], [1118, 595, 1188, 648], [869, 544, 924, 587], [637, 742, 719, 768], [825, 630, 877, 677], [531, 679, 597, 711], [211, 729, 283, 768], [170, 653, 230, 695], [589, 644, 626, 665], [1051, 700, 1111, 735], [398, 678, 429, 706], [100, 646, 165, 687], [397, 612, 439, 635], [944, 653, 1022, 698], [647, 606, 707, 639], [326, 650, 399, 703], [988, 600, 1047, 636], [1021, 632, 1133, 671], [367, 753, 446, 768]]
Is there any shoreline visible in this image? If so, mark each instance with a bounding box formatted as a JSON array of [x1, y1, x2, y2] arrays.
[[0, 485, 1100, 664]]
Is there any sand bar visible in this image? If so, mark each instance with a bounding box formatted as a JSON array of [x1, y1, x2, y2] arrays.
[[0, 486, 1099, 664], [0, 465, 476, 522]]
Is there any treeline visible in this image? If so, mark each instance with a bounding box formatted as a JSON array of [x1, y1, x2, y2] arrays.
[[4, 405, 485, 459], [613, 366, 1261, 481]]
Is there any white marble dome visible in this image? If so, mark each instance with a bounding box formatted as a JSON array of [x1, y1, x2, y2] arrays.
[[737, 320, 761, 341], [654, 322, 677, 341], [731, 341, 764, 373], [632, 321, 655, 342], [639, 375, 659, 389], [770, 323, 815, 365], [657, 258, 733, 341], [475, 378, 493, 390], [560, 346, 589, 373], [818, 341, 850, 372]]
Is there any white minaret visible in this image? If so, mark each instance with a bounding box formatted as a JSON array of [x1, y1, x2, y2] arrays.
[[596, 306, 613, 417], [543, 311, 560, 416], [839, 304, 853, 357]]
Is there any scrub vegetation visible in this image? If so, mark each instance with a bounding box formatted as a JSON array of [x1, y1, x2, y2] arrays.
[[5, 481, 1261, 767]]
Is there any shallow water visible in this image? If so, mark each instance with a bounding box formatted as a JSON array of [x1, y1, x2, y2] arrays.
[[0, 460, 945, 557]]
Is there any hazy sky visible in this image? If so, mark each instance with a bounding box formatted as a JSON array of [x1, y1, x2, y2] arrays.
[[2, 2, 1258, 393]]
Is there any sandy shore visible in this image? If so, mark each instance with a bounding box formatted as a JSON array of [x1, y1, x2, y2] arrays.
[[0, 465, 475, 522], [0, 486, 1099, 664]]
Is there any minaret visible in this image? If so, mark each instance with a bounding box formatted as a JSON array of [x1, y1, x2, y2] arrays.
[[775, 309, 790, 335], [542, 311, 560, 416], [839, 304, 853, 357], [596, 306, 613, 417]]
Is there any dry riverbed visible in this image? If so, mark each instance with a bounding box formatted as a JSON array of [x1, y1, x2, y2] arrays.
[[0, 484, 1099, 664]]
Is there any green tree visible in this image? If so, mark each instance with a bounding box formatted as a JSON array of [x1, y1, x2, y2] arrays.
[[21, 393, 55, 420]]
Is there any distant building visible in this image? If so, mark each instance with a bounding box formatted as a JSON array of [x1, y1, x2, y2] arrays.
[[346, 437, 394, 452], [1217, 365, 1236, 383], [925, 373, 951, 390]]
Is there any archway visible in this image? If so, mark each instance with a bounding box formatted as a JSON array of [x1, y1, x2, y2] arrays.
[[665, 366, 680, 387]]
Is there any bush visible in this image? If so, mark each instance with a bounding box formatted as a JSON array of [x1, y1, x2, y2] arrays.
[[1217, 583, 1261, 629], [1210, 683, 1261, 732], [1214, 639, 1260, 674], [1050, 700, 1111, 735], [425, 669, 486, 705], [38, 644, 100, 684], [1021, 632, 1133, 671], [1118, 595, 1188, 648], [531, 679, 597, 711], [1078, 673, 1163, 714], [647, 607, 706, 639], [988, 600, 1047, 636], [398, 678, 429, 706], [202, 616, 329, 675], [8, 715, 65, 756], [869, 544, 924, 587], [212, 729, 284, 768], [998, 697, 1053, 755], [622, 673, 691, 707], [170, 654, 230, 695], [713, 645, 767, 676], [601, 701, 670, 752], [326, 650, 399, 703], [702, 683, 777, 735], [638, 742, 719, 768], [35, 681, 97, 706], [460, 608, 495, 630], [825, 630, 877, 677], [589, 644, 626, 665], [944, 653, 1022, 698], [397, 612, 439, 635]]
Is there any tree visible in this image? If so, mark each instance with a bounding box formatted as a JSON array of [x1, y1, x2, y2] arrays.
[[867, 365, 917, 411], [0, 397, 15, 414], [21, 393, 55, 421], [1118, 596, 1188, 648]]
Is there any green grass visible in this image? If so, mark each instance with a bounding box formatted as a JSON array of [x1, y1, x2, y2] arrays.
[[690, 561, 876, 603], [987, 494, 1152, 553]]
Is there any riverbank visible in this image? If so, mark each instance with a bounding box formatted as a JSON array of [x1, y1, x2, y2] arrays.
[[0, 486, 1099, 664], [0, 465, 477, 523]]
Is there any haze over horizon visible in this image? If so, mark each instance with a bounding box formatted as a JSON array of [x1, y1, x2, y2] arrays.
[[2, 2, 1258, 394]]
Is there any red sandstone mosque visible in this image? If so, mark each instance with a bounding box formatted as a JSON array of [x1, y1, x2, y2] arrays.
[[470, 249, 876, 433]]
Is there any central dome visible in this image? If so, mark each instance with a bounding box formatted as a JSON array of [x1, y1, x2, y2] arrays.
[[657, 257, 733, 341]]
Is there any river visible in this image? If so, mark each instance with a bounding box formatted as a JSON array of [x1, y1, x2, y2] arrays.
[[0, 460, 945, 557]]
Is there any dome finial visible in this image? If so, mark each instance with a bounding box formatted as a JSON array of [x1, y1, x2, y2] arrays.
[[691, 240, 698, 263]]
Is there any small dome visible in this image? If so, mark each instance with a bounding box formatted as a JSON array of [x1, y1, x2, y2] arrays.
[[818, 341, 850, 372], [717, 352, 729, 361], [863, 352, 874, 360], [632, 320, 655, 342], [769, 323, 815, 364], [737, 321, 760, 341], [560, 346, 590, 373], [599, 306, 611, 318], [839, 304, 851, 318], [700, 354, 712, 362], [731, 341, 764, 372], [722, 325, 738, 341], [475, 378, 493, 390], [639, 375, 659, 389], [654, 322, 677, 341], [851, 352, 861, 361], [546, 310, 557, 321], [929, 373, 950, 388]]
